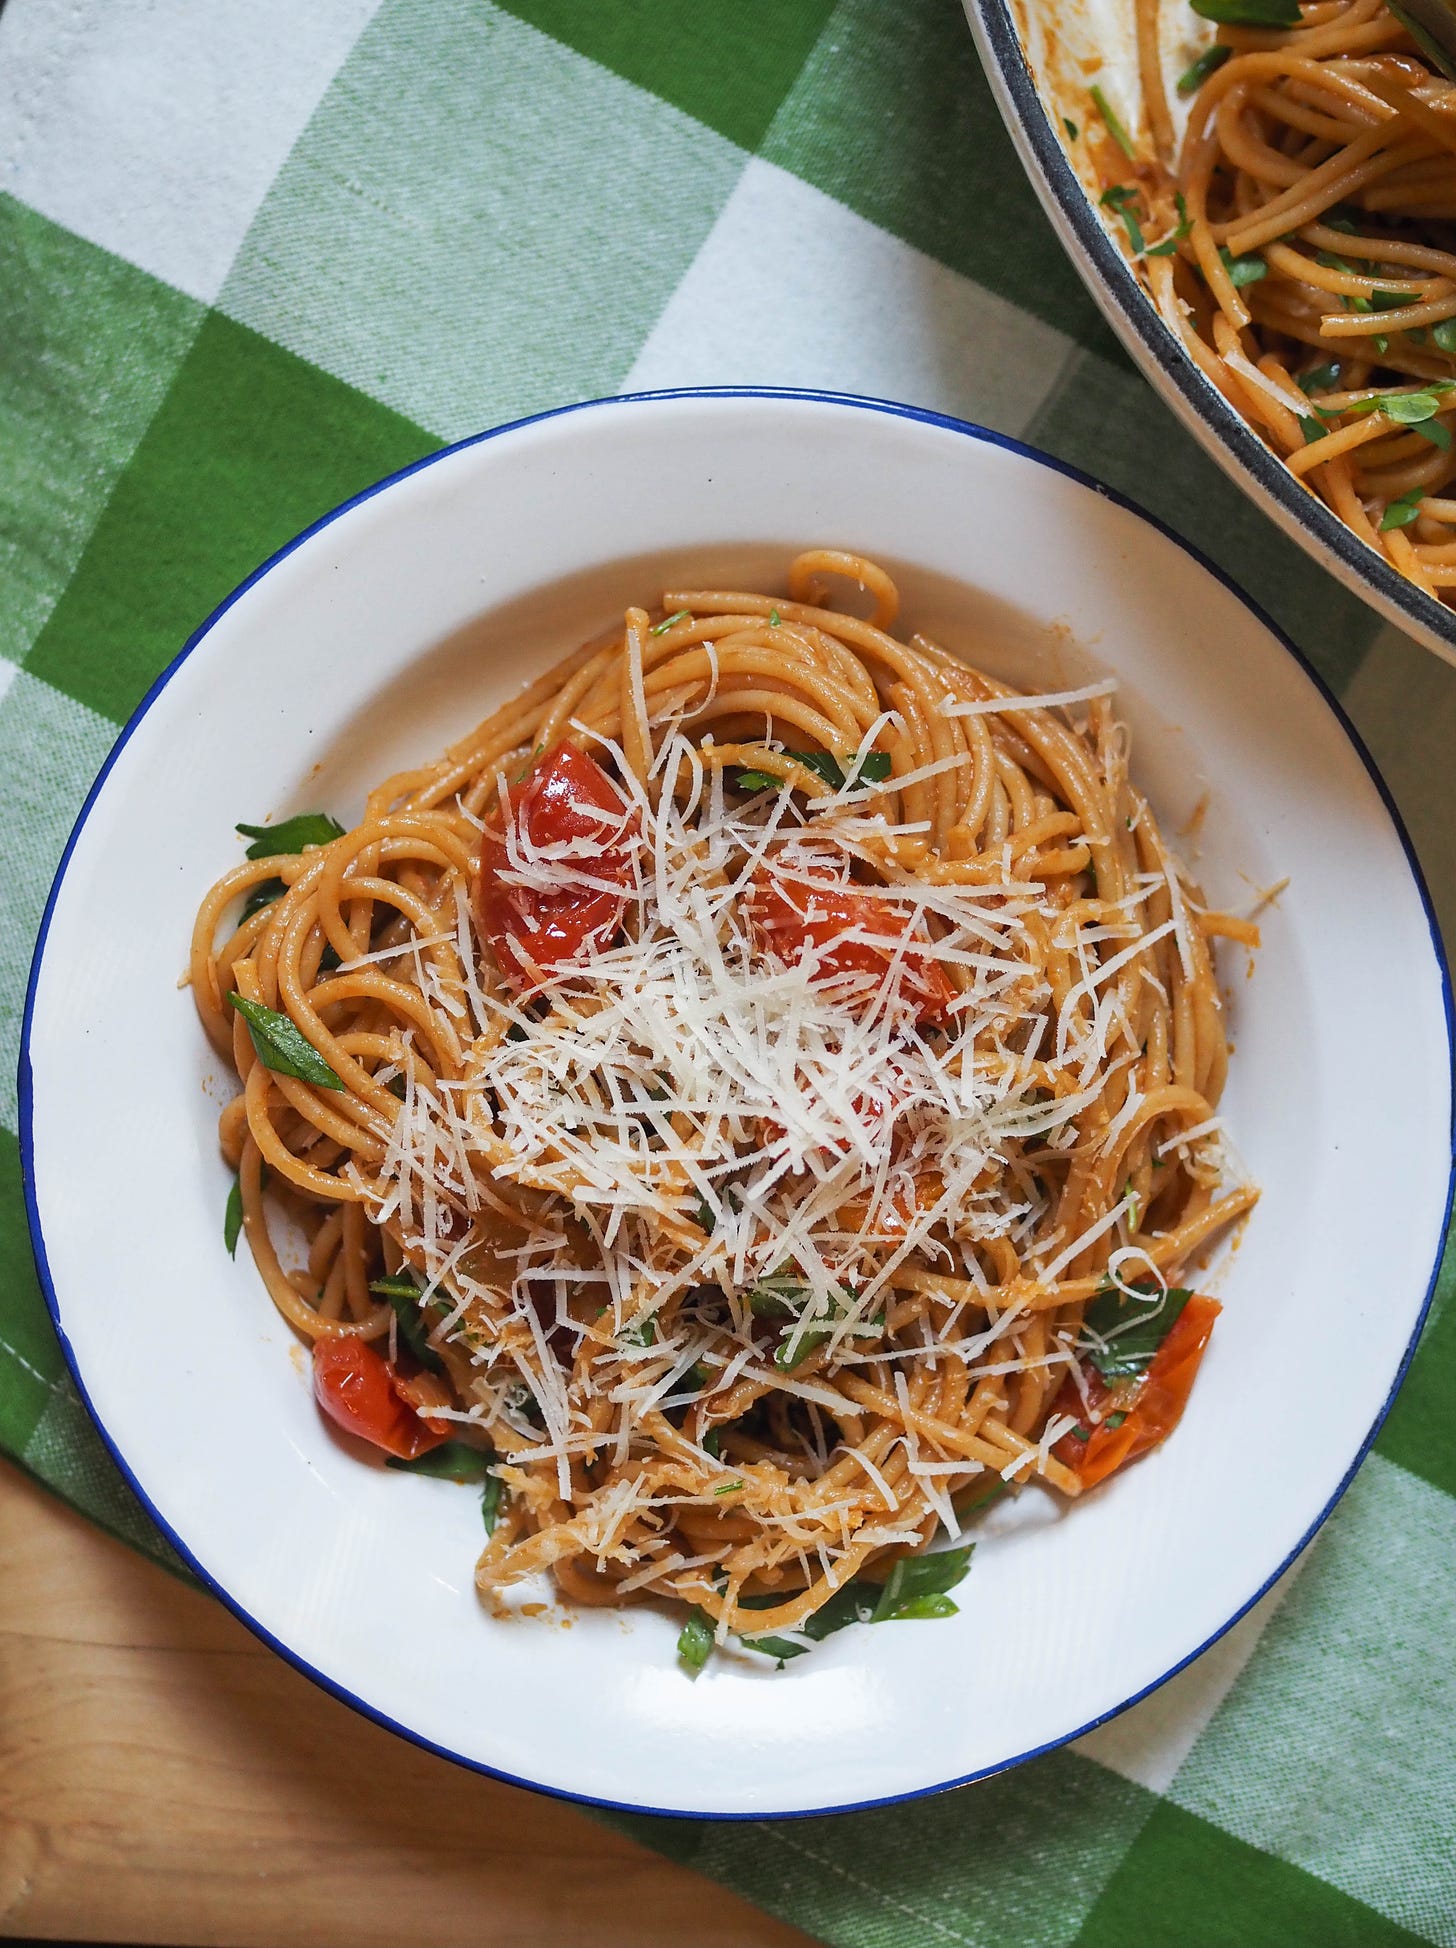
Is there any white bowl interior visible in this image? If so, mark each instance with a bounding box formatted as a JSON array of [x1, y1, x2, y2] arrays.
[[23, 393, 1451, 1816]]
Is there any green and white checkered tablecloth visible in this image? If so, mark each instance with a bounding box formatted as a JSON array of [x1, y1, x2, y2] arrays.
[[2, 1, 1453, 1940]]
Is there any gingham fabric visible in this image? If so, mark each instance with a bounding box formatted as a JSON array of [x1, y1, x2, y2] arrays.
[[2, 2, 1453, 1941]]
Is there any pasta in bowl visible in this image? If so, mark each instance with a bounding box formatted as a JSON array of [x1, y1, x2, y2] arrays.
[[22, 391, 1448, 1813], [192, 552, 1257, 1668]]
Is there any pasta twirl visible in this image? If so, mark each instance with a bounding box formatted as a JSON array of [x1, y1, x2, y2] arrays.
[[192, 552, 1255, 1660]]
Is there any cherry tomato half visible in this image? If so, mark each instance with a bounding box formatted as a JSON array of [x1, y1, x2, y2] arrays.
[[476, 743, 638, 991], [312, 1336, 449, 1460], [748, 867, 956, 1024], [1051, 1293, 1221, 1489]]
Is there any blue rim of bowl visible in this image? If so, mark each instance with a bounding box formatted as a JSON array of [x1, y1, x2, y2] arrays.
[[18, 386, 1456, 1822], [964, 0, 1456, 664]]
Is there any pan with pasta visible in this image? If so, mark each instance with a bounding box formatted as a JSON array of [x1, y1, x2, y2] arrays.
[[1084, 0, 1456, 602], [191, 550, 1257, 1672], [970, 0, 1456, 657]]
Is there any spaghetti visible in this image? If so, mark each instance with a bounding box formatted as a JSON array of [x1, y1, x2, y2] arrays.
[[191, 552, 1255, 1663], [1096, 0, 1456, 598]]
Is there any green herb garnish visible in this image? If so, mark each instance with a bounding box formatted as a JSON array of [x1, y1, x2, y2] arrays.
[[481, 1470, 503, 1533], [747, 1278, 802, 1320], [769, 608, 782, 626], [740, 1634, 810, 1665], [748, 1278, 882, 1370], [226, 993, 344, 1090], [386, 1440, 493, 1481], [714, 1479, 744, 1496], [235, 813, 345, 859], [1177, 43, 1230, 93], [1298, 360, 1341, 394], [1218, 246, 1268, 288], [953, 1477, 1008, 1517], [703, 1427, 723, 1459], [740, 1580, 881, 1663], [1381, 487, 1425, 531], [735, 1554, 971, 1668], [796, 1581, 882, 1637], [1191, 0, 1300, 23], [224, 1175, 243, 1257], [1064, 116, 1080, 139], [240, 876, 286, 922], [1418, 416, 1452, 449], [1090, 83, 1136, 160], [871, 1541, 975, 1622], [1432, 318, 1456, 355], [1343, 385, 1451, 425], [678, 1607, 715, 1674], [1081, 1281, 1192, 1380], [621, 1314, 658, 1349], [733, 749, 892, 794], [369, 1270, 446, 1373], [1101, 183, 1147, 257], [652, 609, 690, 635], [1145, 192, 1193, 257]]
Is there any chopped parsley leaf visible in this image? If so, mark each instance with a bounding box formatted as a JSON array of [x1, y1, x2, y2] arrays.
[[226, 993, 344, 1090], [1381, 487, 1424, 531], [1218, 246, 1268, 288], [1191, 0, 1300, 22], [677, 1607, 715, 1674], [235, 812, 345, 859], [871, 1542, 975, 1622], [734, 748, 892, 795], [1090, 84, 1136, 160], [239, 876, 286, 922], [1100, 183, 1147, 257], [223, 1175, 243, 1257], [369, 1269, 446, 1373], [1177, 43, 1230, 93], [1081, 1281, 1193, 1380], [386, 1440, 493, 1481]]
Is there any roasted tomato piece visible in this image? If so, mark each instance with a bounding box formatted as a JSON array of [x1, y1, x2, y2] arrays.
[[476, 743, 637, 990], [312, 1335, 449, 1460], [1051, 1294, 1221, 1489], [748, 866, 955, 1023]]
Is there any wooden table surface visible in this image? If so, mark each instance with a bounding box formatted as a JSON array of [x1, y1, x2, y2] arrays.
[[0, 1460, 819, 1947]]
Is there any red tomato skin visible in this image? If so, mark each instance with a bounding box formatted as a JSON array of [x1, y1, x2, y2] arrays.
[[476, 744, 637, 991], [748, 869, 956, 1023], [312, 1336, 447, 1460], [1051, 1294, 1221, 1488]]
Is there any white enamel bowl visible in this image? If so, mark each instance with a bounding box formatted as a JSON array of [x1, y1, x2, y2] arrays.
[[964, 0, 1456, 667], [21, 389, 1452, 1819]]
